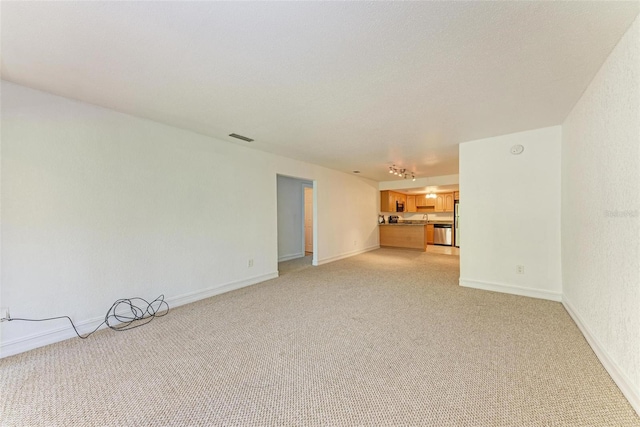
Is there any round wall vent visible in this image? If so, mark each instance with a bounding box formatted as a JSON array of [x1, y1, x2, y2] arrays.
[[510, 144, 524, 155]]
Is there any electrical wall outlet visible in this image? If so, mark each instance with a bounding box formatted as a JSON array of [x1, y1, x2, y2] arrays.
[[0, 307, 10, 321], [248, 259, 254, 268], [516, 265, 525, 274]]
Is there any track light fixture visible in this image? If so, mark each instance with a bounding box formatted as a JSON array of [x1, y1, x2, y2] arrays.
[[388, 165, 416, 181]]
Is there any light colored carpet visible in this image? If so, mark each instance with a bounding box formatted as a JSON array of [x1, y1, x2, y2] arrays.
[[278, 254, 313, 276], [1, 248, 638, 426]]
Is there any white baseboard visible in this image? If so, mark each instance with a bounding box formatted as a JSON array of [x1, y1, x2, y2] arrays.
[[315, 245, 380, 266], [562, 297, 640, 416], [0, 271, 278, 359], [459, 278, 562, 302], [166, 272, 278, 309], [278, 252, 305, 262], [1, 313, 111, 359]]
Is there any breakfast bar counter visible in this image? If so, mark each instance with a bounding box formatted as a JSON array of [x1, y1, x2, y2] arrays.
[[379, 223, 433, 251]]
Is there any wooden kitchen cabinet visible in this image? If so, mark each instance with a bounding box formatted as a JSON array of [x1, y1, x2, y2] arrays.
[[380, 191, 394, 212], [416, 195, 435, 207], [380, 191, 407, 212], [454, 191, 460, 201], [406, 195, 416, 212], [391, 192, 406, 211], [435, 193, 455, 212], [426, 224, 434, 244], [379, 224, 428, 251], [444, 193, 454, 211]]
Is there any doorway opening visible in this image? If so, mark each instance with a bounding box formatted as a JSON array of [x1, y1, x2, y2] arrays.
[[276, 175, 316, 268], [304, 185, 313, 256]]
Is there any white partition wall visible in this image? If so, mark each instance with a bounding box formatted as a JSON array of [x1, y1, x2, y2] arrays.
[[459, 126, 562, 301]]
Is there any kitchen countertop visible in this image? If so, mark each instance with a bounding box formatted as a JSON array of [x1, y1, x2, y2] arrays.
[[379, 221, 453, 226]]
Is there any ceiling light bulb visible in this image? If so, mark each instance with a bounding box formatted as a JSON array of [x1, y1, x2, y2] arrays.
[[412, 177, 416, 181]]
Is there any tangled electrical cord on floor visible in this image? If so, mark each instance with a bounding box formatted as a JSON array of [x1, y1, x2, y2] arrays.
[[6, 294, 169, 339]]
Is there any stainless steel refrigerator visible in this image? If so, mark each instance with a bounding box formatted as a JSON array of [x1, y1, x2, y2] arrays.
[[454, 201, 460, 248]]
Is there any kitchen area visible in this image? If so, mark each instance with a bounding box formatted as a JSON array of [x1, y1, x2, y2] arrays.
[[378, 189, 460, 254]]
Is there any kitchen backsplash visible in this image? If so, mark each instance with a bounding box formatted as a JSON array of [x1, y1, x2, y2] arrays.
[[383, 212, 454, 221]]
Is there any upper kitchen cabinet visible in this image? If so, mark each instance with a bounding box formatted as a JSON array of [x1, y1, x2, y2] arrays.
[[445, 193, 454, 211], [435, 193, 455, 212], [406, 195, 417, 212], [380, 191, 407, 212], [382, 190, 456, 212], [454, 191, 460, 201], [415, 195, 436, 207], [380, 190, 394, 212]]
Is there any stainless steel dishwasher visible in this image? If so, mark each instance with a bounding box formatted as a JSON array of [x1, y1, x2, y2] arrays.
[[433, 224, 452, 246]]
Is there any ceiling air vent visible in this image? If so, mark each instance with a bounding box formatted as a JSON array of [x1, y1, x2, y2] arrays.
[[228, 133, 254, 142]]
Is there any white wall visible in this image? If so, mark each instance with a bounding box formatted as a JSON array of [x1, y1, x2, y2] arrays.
[[459, 126, 562, 301], [277, 175, 312, 262], [0, 81, 380, 356], [378, 174, 459, 191], [561, 15, 640, 413], [315, 172, 380, 265]]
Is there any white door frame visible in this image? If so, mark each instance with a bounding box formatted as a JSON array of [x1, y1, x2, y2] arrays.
[[276, 174, 317, 266], [302, 182, 318, 266]]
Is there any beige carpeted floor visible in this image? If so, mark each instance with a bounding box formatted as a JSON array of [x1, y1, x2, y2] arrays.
[[1, 249, 638, 426]]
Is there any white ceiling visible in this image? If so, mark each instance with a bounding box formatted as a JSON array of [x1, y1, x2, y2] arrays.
[[2, 2, 638, 182]]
